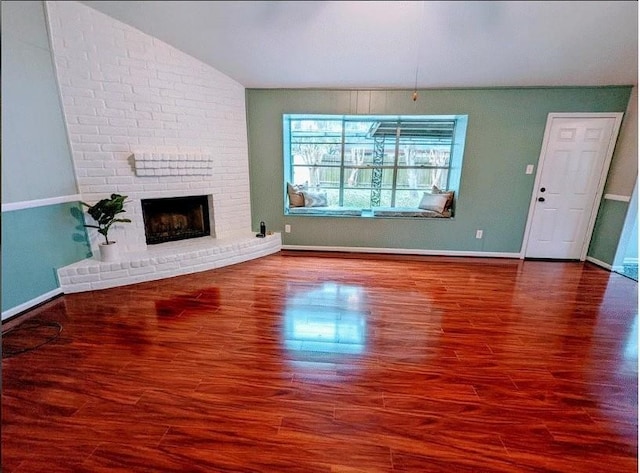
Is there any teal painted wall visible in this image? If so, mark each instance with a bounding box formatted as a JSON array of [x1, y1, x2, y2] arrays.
[[247, 87, 632, 253], [588, 199, 630, 265], [588, 87, 638, 266], [1, 2, 90, 315], [1, 203, 92, 312], [1, 1, 78, 203]]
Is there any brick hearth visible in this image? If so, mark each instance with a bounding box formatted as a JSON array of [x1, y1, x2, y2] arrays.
[[57, 233, 281, 293]]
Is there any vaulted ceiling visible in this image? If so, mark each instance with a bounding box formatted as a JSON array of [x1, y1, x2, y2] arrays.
[[83, 1, 638, 89]]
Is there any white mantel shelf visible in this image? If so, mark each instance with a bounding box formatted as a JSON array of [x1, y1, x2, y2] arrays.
[[57, 233, 281, 293]]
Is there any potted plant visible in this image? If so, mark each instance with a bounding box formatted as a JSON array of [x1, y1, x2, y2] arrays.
[[82, 194, 131, 262]]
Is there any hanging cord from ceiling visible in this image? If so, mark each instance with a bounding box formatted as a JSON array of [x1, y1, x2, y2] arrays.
[[2, 318, 63, 358], [412, 1, 426, 102]]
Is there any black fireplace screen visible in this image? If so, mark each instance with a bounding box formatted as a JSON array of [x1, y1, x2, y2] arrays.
[[141, 195, 210, 245]]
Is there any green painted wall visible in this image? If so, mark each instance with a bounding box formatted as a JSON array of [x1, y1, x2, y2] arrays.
[[246, 87, 632, 253], [2, 2, 90, 316], [1, 203, 92, 312], [588, 87, 638, 266], [1, 1, 78, 203], [588, 199, 630, 265]]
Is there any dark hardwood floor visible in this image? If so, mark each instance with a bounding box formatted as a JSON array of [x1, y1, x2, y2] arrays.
[[2, 252, 638, 472]]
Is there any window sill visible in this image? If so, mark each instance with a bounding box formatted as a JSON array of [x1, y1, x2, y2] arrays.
[[286, 207, 452, 219]]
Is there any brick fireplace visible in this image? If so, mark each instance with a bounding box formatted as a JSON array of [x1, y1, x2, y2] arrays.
[[142, 195, 213, 245], [47, 1, 281, 293], [46, 1, 258, 250]]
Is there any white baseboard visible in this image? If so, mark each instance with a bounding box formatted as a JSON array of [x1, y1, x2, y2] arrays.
[[603, 193, 631, 203], [281, 245, 521, 259], [586, 256, 612, 271], [1, 288, 63, 321]]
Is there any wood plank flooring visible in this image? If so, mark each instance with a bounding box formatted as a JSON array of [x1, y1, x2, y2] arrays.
[[2, 252, 638, 472]]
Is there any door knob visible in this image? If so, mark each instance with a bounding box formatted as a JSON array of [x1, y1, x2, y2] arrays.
[[540, 187, 546, 192], [538, 197, 545, 202]]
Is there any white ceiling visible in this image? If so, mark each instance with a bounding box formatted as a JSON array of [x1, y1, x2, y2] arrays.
[[82, 1, 638, 89]]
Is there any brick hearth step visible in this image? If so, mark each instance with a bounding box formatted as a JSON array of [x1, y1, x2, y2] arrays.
[[57, 233, 281, 293]]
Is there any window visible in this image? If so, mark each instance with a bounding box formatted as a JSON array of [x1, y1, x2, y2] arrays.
[[284, 114, 467, 217]]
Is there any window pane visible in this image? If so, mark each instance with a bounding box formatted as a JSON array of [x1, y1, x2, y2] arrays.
[[344, 120, 395, 166], [324, 188, 339, 206], [284, 114, 463, 215], [398, 145, 451, 167], [344, 167, 372, 188], [396, 168, 449, 191], [343, 189, 392, 208], [395, 190, 425, 207], [292, 166, 341, 188], [290, 119, 342, 188], [377, 190, 392, 207], [344, 168, 394, 188], [343, 189, 371, 208], [397, 120, 453, 169]]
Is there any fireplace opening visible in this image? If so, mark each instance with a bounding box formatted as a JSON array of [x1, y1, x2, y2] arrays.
[[141, 195, 211, 245]]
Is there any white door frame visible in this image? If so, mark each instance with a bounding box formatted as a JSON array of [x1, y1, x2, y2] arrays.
[[521, 112, 624, 260]]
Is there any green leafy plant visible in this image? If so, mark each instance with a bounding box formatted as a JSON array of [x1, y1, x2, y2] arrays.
[[82, 194, 131, 245]]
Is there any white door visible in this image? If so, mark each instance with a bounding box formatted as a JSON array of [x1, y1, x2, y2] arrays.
[[524, 113, 623, 260]]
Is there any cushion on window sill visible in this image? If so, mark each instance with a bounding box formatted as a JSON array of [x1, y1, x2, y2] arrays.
[[431, 186, 455, 211], [418, 193, 449, 213], [373, 207, 451, 218], [287, 182, 306, 207], [301, 190, 328, 207], [287, 207, 362, 216], [287, 206, 451, 218]]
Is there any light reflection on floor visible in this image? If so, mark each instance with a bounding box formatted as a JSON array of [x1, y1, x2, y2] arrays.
[[621, 263, 638, 281], [624, 315, 638, 363], [282, 282, 368, 359]]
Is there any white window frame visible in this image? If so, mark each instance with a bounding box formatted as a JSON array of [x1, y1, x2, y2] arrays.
[[283, 114, 468, 218]]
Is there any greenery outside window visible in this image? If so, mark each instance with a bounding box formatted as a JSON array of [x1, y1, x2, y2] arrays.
[[283, 114, 467, 217]]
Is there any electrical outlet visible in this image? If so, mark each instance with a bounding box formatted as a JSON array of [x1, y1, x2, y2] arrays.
[[526, 164, 534, 175], [476, 229, 483, 239], [285, 224, 291, 233]]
